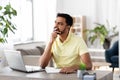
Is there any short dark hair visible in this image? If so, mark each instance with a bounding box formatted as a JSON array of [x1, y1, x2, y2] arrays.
[[57, 13, 73, 27]]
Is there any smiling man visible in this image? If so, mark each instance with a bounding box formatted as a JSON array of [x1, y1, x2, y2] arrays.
[[39, 13, 92, 74]]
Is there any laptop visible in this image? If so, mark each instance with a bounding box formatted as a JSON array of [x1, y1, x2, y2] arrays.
[[4, 50, 44, 73]]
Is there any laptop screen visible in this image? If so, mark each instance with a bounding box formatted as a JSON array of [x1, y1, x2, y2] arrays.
[[4, 50, 26, 71]]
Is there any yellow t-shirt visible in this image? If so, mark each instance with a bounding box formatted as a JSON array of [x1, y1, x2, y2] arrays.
[[51, 32, 88, 68]]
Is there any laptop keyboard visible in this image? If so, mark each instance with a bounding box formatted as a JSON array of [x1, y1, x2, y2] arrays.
[[25, 65, 44, 72]]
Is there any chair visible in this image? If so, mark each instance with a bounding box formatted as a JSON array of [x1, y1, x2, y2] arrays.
[[105, 40, 119, 72]]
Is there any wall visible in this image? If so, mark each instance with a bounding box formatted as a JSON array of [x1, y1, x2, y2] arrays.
[[56, 0, 120, 29], [33, 0, 56, 42], [56, 0, 96, 29]]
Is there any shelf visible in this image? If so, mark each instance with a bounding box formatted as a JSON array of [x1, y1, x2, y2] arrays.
[[71, 16, 86, 41]]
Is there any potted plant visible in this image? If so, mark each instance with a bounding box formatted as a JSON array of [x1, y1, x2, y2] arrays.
[[85, 22, 118, 49], [77, 61, 86, 78], [0, 3, 17, 69], [0, 3, 17, 43]]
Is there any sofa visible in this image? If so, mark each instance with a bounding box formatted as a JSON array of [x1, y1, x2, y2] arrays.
[[13, 41, 108, 68], [14, 41, 46, 66]]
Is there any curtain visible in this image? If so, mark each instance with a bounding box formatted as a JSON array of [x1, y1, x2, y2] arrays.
[[33, 0, 56, 42], [95, 0, 120, 29]]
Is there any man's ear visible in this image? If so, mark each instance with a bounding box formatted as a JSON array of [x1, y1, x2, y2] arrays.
[[67, 25, 70, 29]]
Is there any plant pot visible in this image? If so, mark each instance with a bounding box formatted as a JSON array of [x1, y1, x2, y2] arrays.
[[103, 38, 111, 49], [77, 70, 85, 78]]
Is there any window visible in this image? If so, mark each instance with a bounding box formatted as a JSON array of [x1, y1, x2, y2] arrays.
[[10, 0, 33, 43], [1, 0, 56, 43]]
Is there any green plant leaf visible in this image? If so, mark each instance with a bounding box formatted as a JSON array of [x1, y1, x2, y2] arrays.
[[3, 27, 8, 36], [99, 34, 105, 44], [89, 35, 97, 44], [0, 38, 5, 43], [12, 8, 17, 16], [0, 6, 2, 10], [79, 62, 86, 70], [0, 22, 3, 26], [11, 25, 17, 30], [8, 26, 15, 33], [3, 3, 17, 19], [0, 16, 4, 20], [4, 4, 11, 15]]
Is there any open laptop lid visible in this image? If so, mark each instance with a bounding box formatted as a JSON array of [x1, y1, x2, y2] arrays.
[[4, 50, 27, 71]]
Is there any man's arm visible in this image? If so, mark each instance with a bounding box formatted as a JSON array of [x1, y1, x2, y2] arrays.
[[80, 52, 92, 70], [39, 32, 57, 68], [39, 42, 53, 68], [60, 53, 92, 74]]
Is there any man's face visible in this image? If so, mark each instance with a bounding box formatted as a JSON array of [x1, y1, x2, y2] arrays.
[[54, 17, 68, 34]]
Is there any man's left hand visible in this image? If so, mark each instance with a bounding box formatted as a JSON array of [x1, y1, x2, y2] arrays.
[[60, 65, 79, 74]]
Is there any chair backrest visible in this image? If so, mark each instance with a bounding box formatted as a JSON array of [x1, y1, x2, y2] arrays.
[[110, 40, 119, 55]]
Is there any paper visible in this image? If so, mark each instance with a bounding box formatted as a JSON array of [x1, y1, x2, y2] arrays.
[[45, 67, 61, 73]]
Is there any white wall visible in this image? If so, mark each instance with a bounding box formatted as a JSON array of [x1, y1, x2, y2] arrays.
[[56, 0, 96, 29], [56, 0, 119, 28]]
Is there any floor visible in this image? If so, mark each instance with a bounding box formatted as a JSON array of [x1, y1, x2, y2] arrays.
[[95, 66, 119, 80], [114, 70, 119, 80]]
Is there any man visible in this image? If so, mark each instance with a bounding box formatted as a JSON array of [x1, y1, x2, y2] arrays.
[[39, 13, 92, 74]]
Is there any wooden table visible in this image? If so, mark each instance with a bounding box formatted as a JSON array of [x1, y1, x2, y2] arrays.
[[0, 67, 113, 80]]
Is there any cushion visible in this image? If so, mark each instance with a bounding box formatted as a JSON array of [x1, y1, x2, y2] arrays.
[[111, 56, 119, 63], [36, 45, 45, 54], [17, 48, 42, 55]]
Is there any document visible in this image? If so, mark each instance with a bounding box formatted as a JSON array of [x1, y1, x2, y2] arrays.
[[45, 67, 61, 73]]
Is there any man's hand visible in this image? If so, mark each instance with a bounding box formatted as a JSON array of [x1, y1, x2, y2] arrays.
[[60, 65, 79, 74], [49, 32, 57, 43]]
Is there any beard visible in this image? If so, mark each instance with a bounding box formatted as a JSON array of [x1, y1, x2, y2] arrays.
[[53, 27, 65, 34]]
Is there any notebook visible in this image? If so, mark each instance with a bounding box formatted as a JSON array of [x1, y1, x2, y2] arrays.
[[4, 50, 44, 73]]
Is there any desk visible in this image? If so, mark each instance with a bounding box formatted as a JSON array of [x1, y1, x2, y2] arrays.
[[0, 67, 113, 80]]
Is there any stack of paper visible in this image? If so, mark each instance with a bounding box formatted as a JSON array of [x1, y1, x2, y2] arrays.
[[45, 67, 61, 73]]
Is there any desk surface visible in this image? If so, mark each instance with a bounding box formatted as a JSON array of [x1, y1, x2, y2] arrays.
[[0, 67, 113, 80]]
